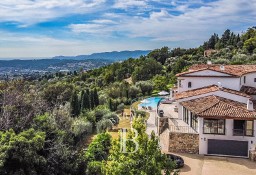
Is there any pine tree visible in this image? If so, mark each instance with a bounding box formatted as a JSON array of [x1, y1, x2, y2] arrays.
[[221, 29, 231, 47], [70, 91, 80, 117], [105, 118, 176, 174], [207, 33, 219, 49]]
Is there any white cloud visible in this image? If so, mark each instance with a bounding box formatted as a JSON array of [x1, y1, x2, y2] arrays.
[[150, 9, 171, 20], [69, 0, 256, 48], [0, 0, 106, 25], [113, 0, 148, 9], [91, 19, 117, 24], [1, 0, 256, 57]]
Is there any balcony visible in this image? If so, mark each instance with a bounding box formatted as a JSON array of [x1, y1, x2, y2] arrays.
[[233, 129, 254, 137]]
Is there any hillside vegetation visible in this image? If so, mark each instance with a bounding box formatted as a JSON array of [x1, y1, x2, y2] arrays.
[[0, 27, 256, 175]]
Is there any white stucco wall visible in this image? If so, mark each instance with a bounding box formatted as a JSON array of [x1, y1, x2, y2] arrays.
[[198, 118, 256, 157], [178, 103, 183, 120], [177, 90, 250, 104], [187, 70, 232, 76], [242, 72, 256, 88], [178, 77, 240, 92]]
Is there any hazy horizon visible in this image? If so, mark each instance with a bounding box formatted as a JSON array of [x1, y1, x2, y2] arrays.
[[0, 49, 151, 60]]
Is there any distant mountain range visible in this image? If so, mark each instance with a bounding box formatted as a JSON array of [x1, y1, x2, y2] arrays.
[[52, 50, 151, 61], [0, 50, 151, 78]]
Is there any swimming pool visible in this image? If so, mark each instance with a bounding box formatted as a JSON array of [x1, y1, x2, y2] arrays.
[[139, 97, 163, 109]]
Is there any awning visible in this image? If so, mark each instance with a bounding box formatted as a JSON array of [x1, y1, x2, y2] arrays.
[[158, 91, 169, 96]]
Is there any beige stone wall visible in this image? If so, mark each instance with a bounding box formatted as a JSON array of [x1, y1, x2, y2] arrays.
[[168, 132, 199, 154], [159, 129, 170, 152], [249, 150, 256, 162], [159, 118, 168, 134]]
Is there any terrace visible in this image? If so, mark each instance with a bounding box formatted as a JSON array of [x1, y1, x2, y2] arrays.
[[158, 102, 198, 134]]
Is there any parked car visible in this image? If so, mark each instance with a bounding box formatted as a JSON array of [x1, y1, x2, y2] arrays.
[[166, 154, 184, 168], [158, 109, 164, 117]]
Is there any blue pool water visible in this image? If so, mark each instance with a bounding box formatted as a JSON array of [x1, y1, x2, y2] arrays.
[[139, 97, 163, 109]]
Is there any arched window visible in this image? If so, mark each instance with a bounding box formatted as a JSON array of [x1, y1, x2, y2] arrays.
[[188, 82, 192, 88]]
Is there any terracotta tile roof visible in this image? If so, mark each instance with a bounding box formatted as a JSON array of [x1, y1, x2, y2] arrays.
[[175, 85, 250, 100], [240, 86, 256, 95], [176, 64, 256, 77], [181, 95, 256, 119]]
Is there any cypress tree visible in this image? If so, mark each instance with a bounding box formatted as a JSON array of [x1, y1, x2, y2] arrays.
[[109, 99, 113, 111], [86, 89, 90, 95], [81, 91, 90, 110], [70, 91, 80, 117], [90, 90, 95, 109], [94, 88, 99, 107]]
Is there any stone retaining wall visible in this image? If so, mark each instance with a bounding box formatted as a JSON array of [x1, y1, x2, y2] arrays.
[[249, 150, 256, 162], [159, 129, 170, 152], [168, 132, 199, 154], [159, 118, 168, 134]]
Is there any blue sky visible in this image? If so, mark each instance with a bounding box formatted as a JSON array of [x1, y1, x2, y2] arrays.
[[0, 0, 255, 58]]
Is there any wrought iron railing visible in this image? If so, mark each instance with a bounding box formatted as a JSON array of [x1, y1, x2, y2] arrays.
[[169, 125, 198, 134], [170, 118, 178, 127]]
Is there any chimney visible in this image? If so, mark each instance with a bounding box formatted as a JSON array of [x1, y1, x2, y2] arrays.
[[207, 60, 212, 65], [220, 65, 225, 71], [247, 100, 254, 111], [217, 82, 223, 89]]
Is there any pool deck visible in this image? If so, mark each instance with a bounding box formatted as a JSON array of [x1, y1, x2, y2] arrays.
[[158, 102, 179, 119], [146, 110, 158, 136]]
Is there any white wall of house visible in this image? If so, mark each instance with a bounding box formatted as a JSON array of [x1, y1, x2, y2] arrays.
[[242, 72, 256, 88], [198, 118, 256, 157], [187, 70, 232, 76], [177, 91, 250, 104], [178, 103, 183, 120], [178, 77, 240, 92], [213, 91, 249, 104]]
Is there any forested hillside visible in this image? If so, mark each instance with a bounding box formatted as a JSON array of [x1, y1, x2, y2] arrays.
[[0, 27, 256, 175]]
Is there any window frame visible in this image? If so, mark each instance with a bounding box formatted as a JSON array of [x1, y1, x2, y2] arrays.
[[203, 119, 225, 135], [191, 113, 198, 131], [179, 80, 182, 87], [188, 82, 192, 88], [183, 107, 189, 125], [233, 120, 254, 137]]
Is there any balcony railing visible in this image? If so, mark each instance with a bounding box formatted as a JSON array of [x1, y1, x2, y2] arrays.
[[233, 129, 254, 137], [169, 125, 198, 134]]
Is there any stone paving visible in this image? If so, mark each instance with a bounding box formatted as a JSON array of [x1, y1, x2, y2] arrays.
[[146, 110, 158, 136]]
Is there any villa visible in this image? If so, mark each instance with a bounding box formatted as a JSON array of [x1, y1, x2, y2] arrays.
[[159, 64, 256, 158]]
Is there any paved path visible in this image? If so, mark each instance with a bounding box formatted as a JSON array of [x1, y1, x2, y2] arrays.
[[165, 152, 256, 175], [146, 111, 157, 136]]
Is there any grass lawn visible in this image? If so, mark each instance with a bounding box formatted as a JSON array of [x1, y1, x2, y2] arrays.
[[131, 101, 150, 119], [85, 99, 150, 144], [109, 117, 131, 139], [131, 101, 140, 110]]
